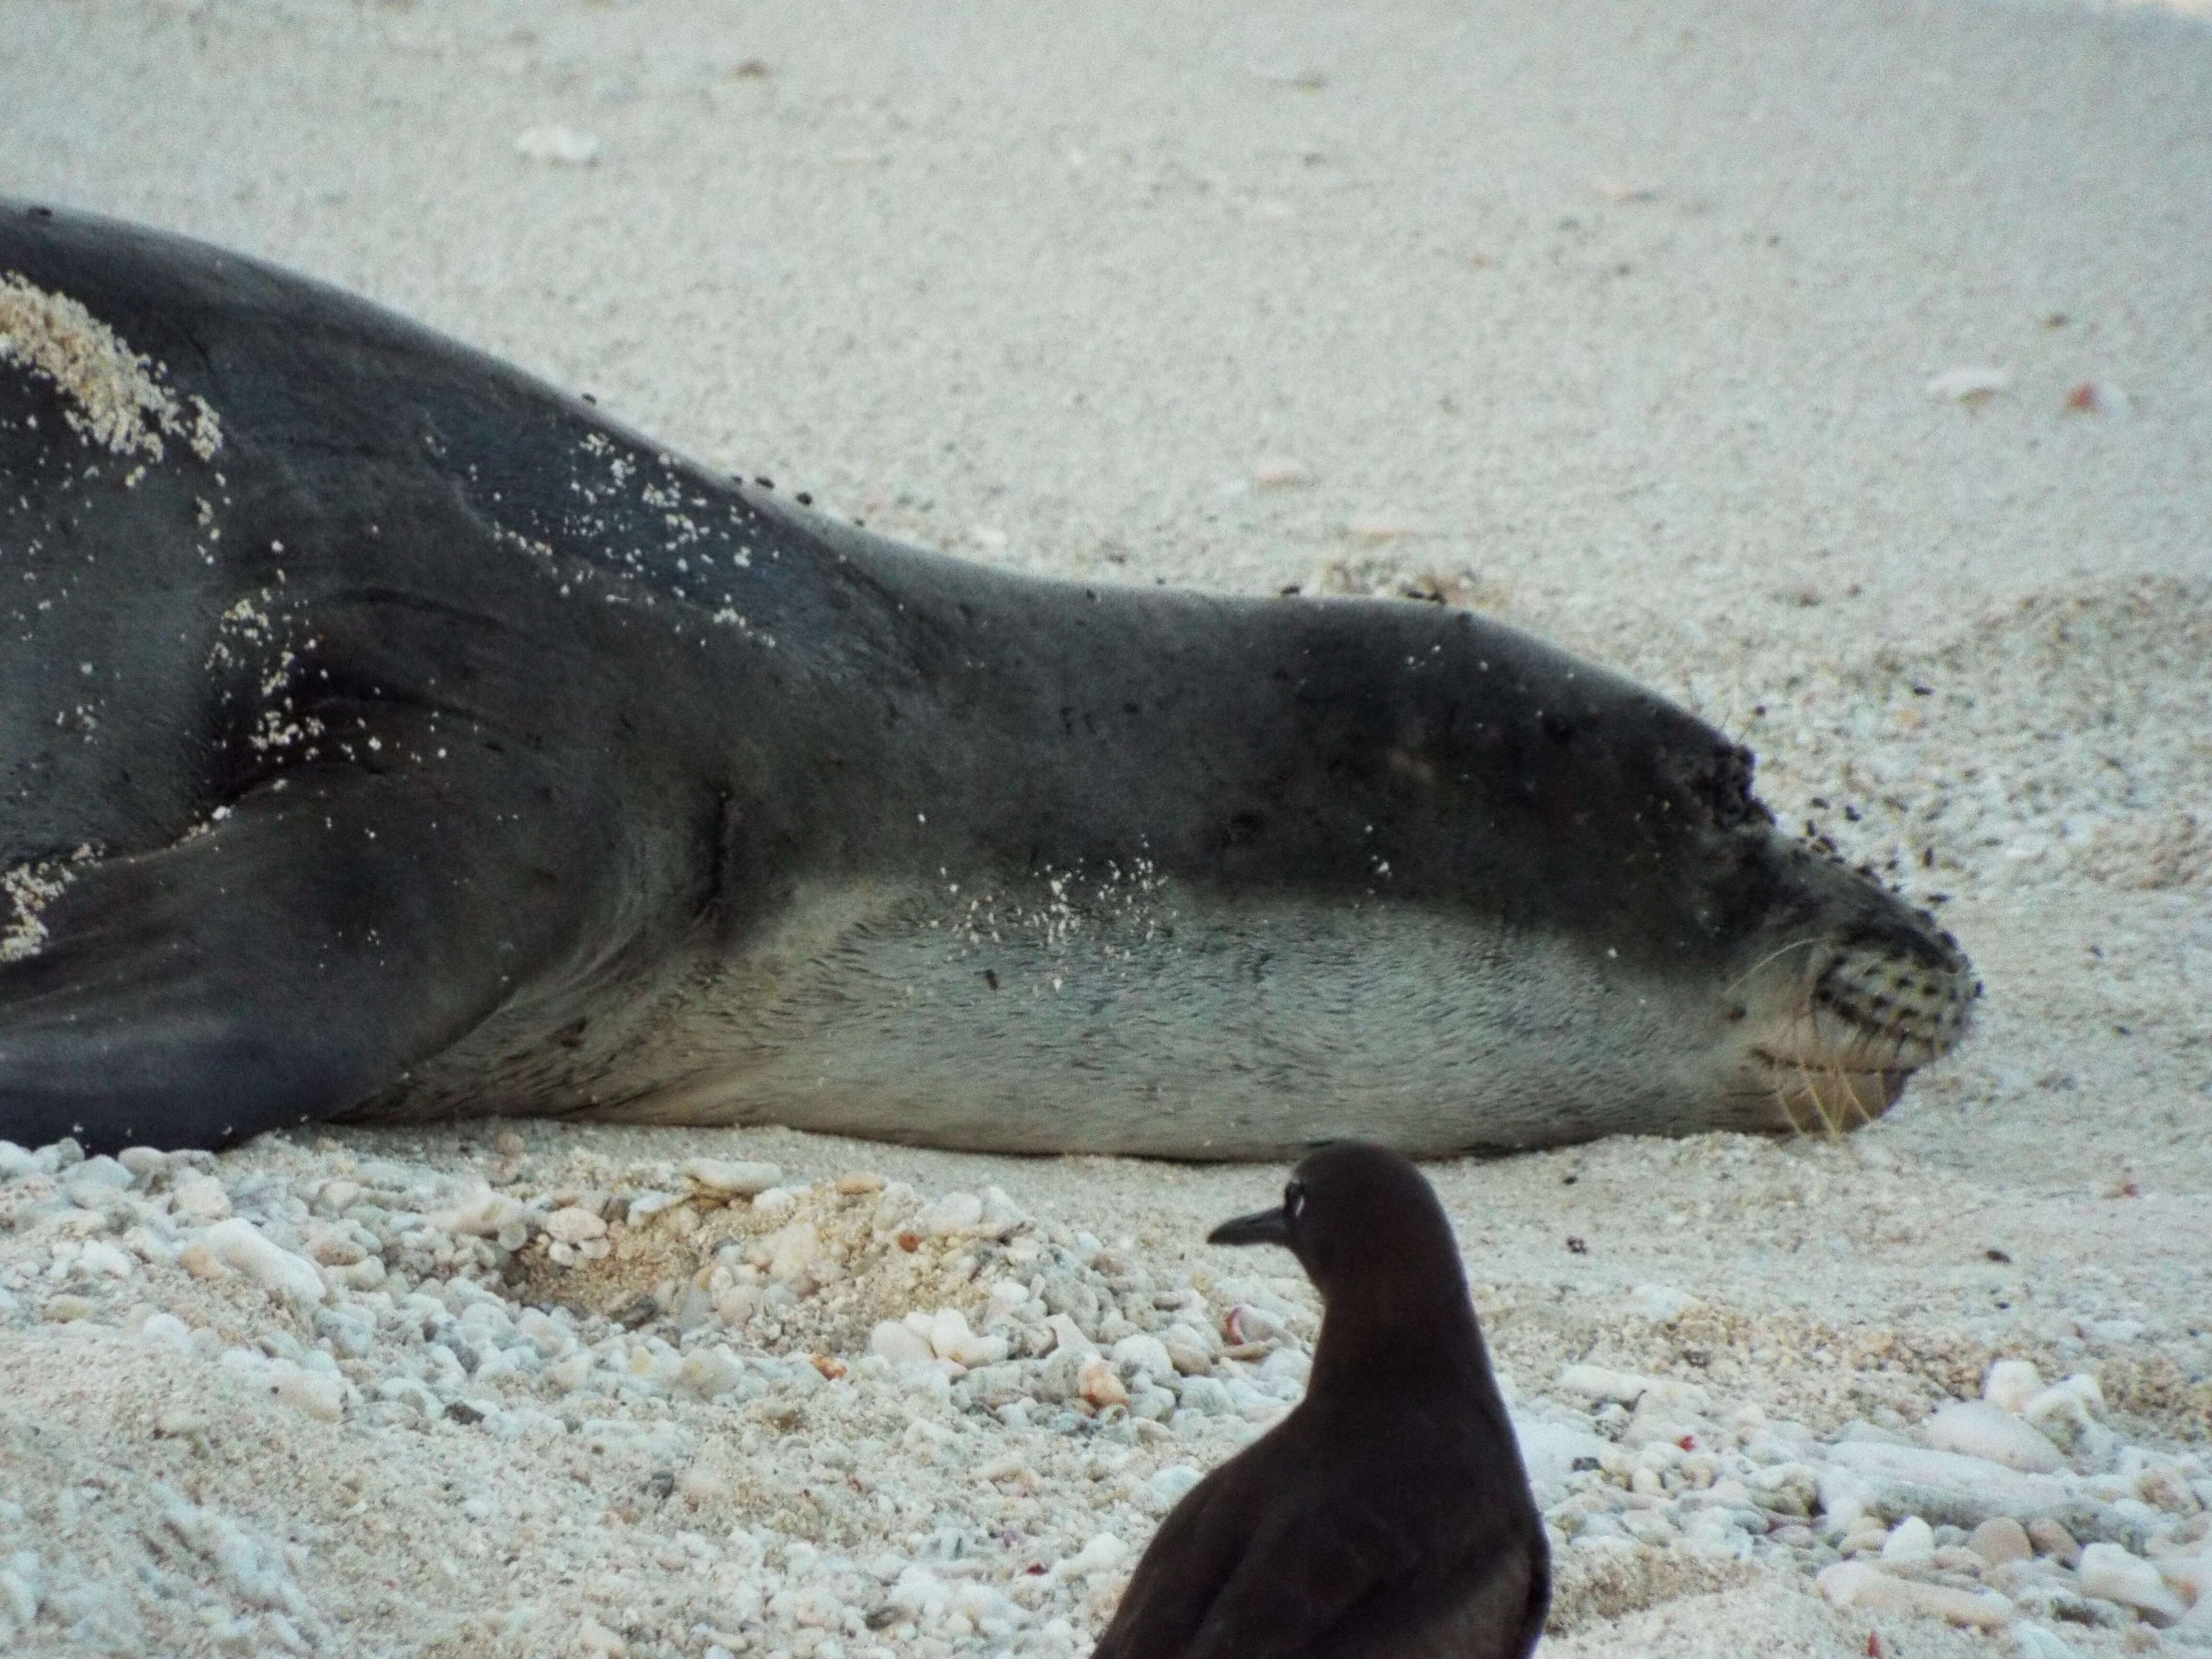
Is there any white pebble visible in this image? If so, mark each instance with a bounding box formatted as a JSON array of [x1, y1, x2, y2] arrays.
[[1984, 1359, 2045, 1414], [750, 1186, 799, 1216], [1923, 1401, 2063, 1474], [541, 1205, 607, 1244], [2135, 1463, 2199, 1515], [76, 1238, 133, 1277], [1631, 1283, 1701, 1321], [764, 1221, 819, 1283], [2159, 1546, 2212, 1609], [2075, 1541, 2186, 1625], [515, 126, 602, 166], [429, 1186, 526, 1236], [1926, 365, 2011, 402], [2011, 1625, 2079, 1659], [1044, 1313, 1096, 1357], [198, 1218, 326, 1304], [1110, 1334, 1174, 1381], [1175, 1376, 1232, 1416], [514, 1308, 573, 1357], [1158, 1323, 1216, 1373], [1053, 1533, 1127, 1581], [0, 1551, 40, 1629], [67, 1155, 131, 1194], [273, 1369, 345, 1422], [868, 1320, 936, 1367], [2022, 1375, 2106, 1449], [681, 1158, 782, 1197], [889, 1564, 950, 1616], [1345, 514, 1422, 543], [1881, 1515, 1936, 1565], [713, 1285, 762, 1326], [869, 1182, 919, 1227], [169, 1175, 231, 1223], [1820, 1438, 2077, 1529], [1817, 1562, 2013, 1629], [1148, 1466, 1202, 1506], [2032, 1372, 2104, 1419], [917, 1191, 984, 1236], [676, 1349, 746, 1398], [926, 1309, 1008, 1368], [545, 1352, 592, 1392], [139, 1311, 192, 1349], [1557, 1363, 1665, 1405]]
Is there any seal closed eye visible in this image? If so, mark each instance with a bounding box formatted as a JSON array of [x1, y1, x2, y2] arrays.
[[0, 199, 1977, 1156]]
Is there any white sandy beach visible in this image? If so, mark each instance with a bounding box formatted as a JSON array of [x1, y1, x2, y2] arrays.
[[2, 0, 2209, 1654]]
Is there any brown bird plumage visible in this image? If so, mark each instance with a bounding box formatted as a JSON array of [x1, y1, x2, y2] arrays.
[[1094, 1143, 1549, 1659]]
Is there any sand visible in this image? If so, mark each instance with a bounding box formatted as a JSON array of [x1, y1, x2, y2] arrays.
[[1, 0, 2209, 1654]]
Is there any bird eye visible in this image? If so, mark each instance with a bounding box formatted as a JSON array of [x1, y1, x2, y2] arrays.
[[1284, 1180, 1306, 1219]]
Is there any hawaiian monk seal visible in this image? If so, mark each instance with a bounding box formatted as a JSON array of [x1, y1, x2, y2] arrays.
[[0, 199, 1976, 1156]]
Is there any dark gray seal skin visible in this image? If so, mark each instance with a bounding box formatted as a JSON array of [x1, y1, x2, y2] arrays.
[[0, 199, 1976, 1157]]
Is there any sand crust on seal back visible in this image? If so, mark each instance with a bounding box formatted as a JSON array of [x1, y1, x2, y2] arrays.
[[0, 861, 72, 964], [0, 272, 220, 461]]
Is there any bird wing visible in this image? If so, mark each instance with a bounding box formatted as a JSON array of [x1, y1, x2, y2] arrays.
[[1089, 1468, 1253, 1659], [1174, 1504, 1424, 1659], [1507, 1534, 1552, 1659]]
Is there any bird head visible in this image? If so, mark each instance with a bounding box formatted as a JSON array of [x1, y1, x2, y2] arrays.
[[1207, 1141, 1468, 1316]]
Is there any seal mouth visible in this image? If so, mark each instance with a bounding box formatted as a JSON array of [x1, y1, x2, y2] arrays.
[[1734, 933, 1979, 1137], [1740, 1050, 1912, 1136]]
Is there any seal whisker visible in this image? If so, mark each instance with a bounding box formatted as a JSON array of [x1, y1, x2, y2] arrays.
[[1793, 1056, 1841, 1140], [1770, 1078, 1807, 1139], [1724, 935, 1831, 999], [1836, 1063, 1877, 1131]]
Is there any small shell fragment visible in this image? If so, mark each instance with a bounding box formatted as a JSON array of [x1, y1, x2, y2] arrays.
[[515, 126, 603, 166], [1925, 366, 2010, 403]]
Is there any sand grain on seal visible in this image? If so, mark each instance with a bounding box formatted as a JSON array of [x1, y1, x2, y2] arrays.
[[0, 271, 219, 461]]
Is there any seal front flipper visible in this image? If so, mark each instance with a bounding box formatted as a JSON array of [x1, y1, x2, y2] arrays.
[[0, 731, 645, 1154]]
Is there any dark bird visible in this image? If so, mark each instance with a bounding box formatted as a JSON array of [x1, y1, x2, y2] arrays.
[[1094, 1142, 1549, 1658]]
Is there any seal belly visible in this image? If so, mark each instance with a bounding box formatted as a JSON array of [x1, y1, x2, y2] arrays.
[[574, 878, 1776, 1158]]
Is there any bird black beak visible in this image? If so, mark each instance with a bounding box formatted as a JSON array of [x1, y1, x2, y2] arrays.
[[1207, 1205, 1292, 1248]]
